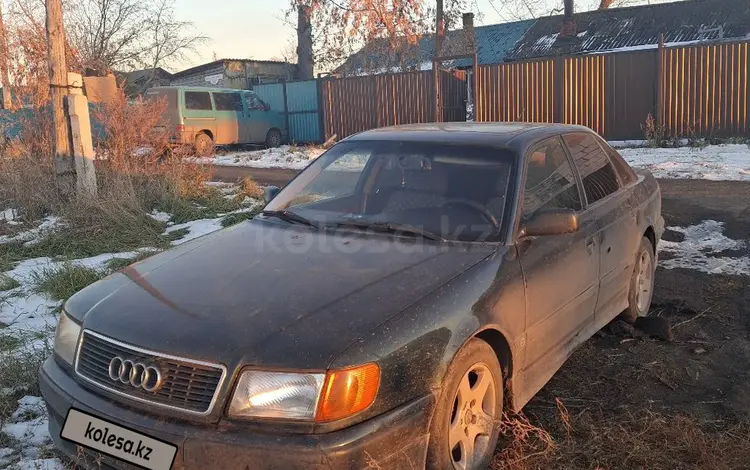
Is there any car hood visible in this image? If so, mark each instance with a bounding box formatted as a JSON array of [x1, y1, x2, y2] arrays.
[[68, 221, 493, 370]]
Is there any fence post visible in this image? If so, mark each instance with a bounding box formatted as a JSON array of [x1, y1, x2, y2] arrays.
[[282, 80, 290, 143], [655, 33, 665, 128], [554, 56, 565, 123], [316, 77, 327, 143], [473, 53, 479, 122], [433, 61, 441, 123]]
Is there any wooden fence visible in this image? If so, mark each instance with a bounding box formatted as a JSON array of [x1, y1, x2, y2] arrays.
[[320, 70, 467, 140], [476, 40, 750, 140], [300, 39, 750, 142]]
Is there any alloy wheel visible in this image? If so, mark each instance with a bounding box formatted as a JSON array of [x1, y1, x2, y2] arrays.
[[635, 249, 654, 314], [449, 363, 497, 470]]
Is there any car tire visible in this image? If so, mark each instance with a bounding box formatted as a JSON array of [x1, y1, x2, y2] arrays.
[[621, 236, 656, 323], [194, 133, 215, 157], [265, 129, 282, 148], [426, 339, 503, 470]]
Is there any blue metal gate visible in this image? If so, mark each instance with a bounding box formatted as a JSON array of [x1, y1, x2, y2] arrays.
[[252, 80, 322, 144]]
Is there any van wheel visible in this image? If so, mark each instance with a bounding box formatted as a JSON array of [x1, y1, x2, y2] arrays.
[[426, 339, 503, 470], [621, 236, 656, 323], [265, 129, 282, 148], [194, 133, 215, 157]]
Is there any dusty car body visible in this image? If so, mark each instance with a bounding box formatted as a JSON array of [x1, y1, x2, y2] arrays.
[[40, 123, 663, 470]]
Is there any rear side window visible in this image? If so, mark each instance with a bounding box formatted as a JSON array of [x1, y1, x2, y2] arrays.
[[213, 92, 243, 111], [597, 138, 637, 185], [522, 137, 582, 219], [563, 133, 620, 205], [184, 91, 212, 111]]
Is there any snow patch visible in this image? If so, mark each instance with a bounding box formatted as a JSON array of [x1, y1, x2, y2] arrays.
[[659, 220, 750, 276], [0, 217, 61, 246], [149, 210, 172, 224], [190, 145, 325, 170], [166, 218, 224, 245], [1, 417, 51, 458], [620, 144, 750, 181], [16, 458, 65, 470]]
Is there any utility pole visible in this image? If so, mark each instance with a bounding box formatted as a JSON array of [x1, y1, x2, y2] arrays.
[[46, 0, 72, 168], [433, 0, 445, 122], [0, 5, 12, 109]]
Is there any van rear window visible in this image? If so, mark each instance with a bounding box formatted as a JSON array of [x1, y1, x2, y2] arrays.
[[185, 92, 212, 110]]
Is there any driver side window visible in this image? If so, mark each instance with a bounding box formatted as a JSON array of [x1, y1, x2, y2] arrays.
[[522, 137, 582, 219]]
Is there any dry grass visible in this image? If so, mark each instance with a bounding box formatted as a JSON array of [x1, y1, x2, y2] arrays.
[[492, 405, 750, 470], [0, 89, 217, 264]]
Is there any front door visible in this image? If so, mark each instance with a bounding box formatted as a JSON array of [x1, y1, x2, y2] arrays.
[[517, 136, 600, 397], [562, 133, 639, 324], [240, 91, 271, 144]]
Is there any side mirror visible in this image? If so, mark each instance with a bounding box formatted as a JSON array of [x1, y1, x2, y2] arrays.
[[521, 208, 578, 237], [264, 185, 280, 204]]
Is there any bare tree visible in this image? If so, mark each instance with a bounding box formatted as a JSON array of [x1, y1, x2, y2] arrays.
[[67, 0, 206, 74], [291, 0, 480, 75]]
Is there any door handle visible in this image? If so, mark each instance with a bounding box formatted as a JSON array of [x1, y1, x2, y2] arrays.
[[586, 238, 596, 254]]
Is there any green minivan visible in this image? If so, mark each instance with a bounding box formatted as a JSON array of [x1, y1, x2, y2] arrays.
[[146, 86, 287, 156]]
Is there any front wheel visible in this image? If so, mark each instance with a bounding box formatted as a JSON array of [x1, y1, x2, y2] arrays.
[[621, 236, 656, 323], [426, 339, 503, 470], [265, 129, 282, 148]]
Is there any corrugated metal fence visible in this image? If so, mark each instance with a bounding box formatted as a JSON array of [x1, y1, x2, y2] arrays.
[[476, 40, 750, 140], [253, 39, 749, 144]]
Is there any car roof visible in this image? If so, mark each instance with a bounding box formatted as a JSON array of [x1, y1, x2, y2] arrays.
[[345, 122, 596, 150]]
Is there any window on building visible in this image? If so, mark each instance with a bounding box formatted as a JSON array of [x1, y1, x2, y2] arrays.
[[522, 137, 582, 219], [213, 92, 244, 111], [563, 133, 620, 204], [184, 91, 213, 111]]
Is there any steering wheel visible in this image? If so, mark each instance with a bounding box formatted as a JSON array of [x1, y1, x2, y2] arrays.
[[442, 198, 500, 229]]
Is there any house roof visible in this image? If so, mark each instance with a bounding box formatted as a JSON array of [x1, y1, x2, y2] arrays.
[[506, 0, 750, 61], [122, 67, 173, 82], [335, 19, 535, 75], [171, 59, 292, 79]]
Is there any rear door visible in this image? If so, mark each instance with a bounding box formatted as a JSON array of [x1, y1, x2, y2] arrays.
[[212, 92, 243, 145], [181, 90, 216, 144], [517, 136, 600, 396], [562, 132, 641, 325]]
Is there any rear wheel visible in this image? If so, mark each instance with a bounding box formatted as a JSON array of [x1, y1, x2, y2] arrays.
[[427, 339, 503, 470], [265, 129, 282, 148], [194, 132, 214, 157], [621, 236, 656, 323]]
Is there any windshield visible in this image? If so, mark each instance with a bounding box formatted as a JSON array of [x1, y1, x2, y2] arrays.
[[264, 140, 515, 242]]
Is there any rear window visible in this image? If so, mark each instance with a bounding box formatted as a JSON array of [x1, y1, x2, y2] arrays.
[[184, 91, 213, 111], [213, 92, 243, 111], [596, 138, 637, 185], [145, 89, 176, 109], [563, 133, 620, 205]]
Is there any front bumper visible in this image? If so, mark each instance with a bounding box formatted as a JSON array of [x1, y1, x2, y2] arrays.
[[40, 357, 432, 470]]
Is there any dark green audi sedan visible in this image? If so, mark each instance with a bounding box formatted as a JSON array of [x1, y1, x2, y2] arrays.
[[41, 123, 663, 470]]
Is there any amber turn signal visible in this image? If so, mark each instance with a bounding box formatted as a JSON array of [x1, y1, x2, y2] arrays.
[[315, 363, 380, 423]]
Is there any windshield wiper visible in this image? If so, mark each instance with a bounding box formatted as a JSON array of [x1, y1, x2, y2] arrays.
[[332, 220, 443, 241], [261, 210, 319, 230]]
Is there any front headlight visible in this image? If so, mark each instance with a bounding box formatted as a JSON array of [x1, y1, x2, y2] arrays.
[[228, 371, 325, 420], [53, 311, 81, 366], [228, 364, 380, 422]]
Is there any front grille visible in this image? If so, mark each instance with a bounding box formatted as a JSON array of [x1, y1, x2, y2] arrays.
[[75, 330, 225, 415]]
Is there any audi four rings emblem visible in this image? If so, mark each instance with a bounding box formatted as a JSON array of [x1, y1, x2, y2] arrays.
[[108, 357, 164, 392]]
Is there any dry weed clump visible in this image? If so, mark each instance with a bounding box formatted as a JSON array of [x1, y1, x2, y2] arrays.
[[492, 403, 750, 470]]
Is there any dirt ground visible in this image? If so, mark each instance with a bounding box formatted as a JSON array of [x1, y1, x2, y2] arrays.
[[494, 180, 750, 470]]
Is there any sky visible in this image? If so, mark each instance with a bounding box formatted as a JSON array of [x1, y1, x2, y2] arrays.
[[172, 0, 674, 71], [172, 0, 523, 69]]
